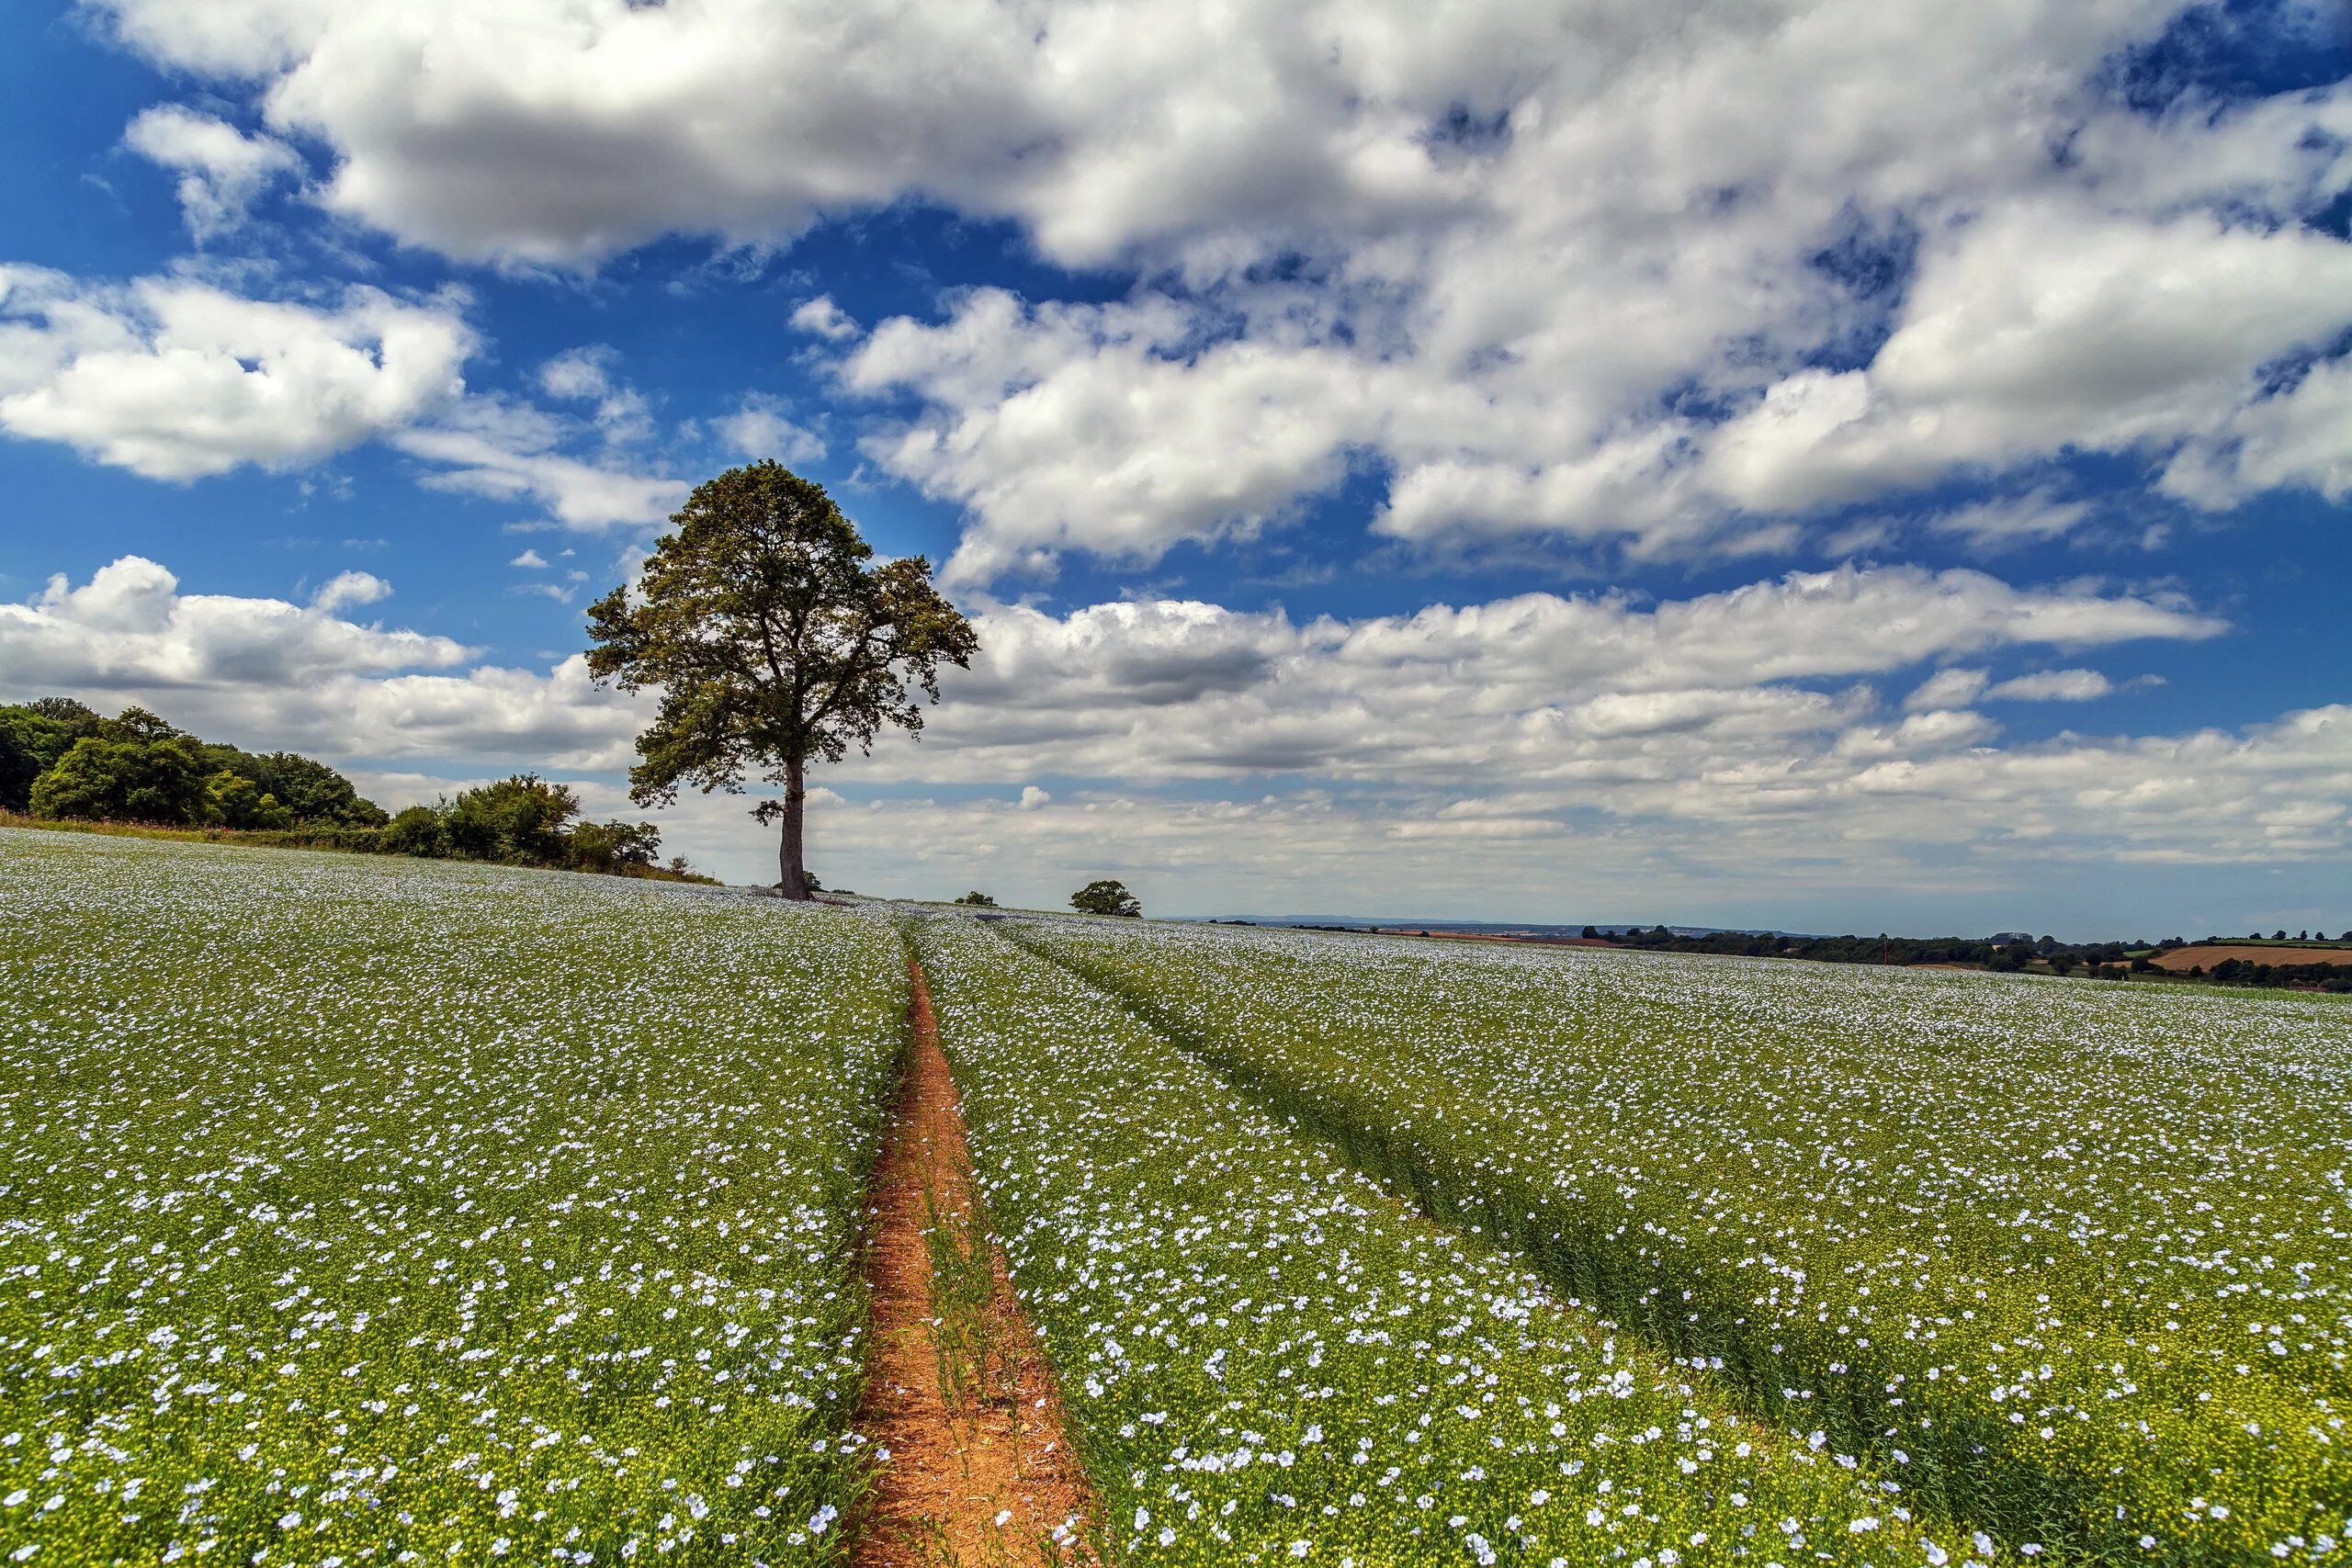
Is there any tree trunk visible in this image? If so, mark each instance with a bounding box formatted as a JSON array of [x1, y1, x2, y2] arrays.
[[777, 756, 811, 900]]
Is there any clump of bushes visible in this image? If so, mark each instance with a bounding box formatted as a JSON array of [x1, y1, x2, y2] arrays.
[[0, 697, 709, 883]]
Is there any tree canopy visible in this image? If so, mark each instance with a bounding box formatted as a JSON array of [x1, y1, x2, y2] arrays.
[[585, 461, 978, 898], [1070, 878, 1142, 918]]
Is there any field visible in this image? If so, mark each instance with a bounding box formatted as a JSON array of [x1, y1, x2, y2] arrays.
[[0, 830, 908, 1564], [2147, 945, 2352, 972], [5, 828, 2348, 1567]]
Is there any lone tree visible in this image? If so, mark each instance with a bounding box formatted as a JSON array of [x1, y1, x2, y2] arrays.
[[586, 461, 978, 899], [1070, 878, 1141, 918]]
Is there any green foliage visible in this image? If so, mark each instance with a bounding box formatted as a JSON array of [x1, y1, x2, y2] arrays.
[[379, 803, 449, 857], [952, 889, 998, 907], [28, 733, 212, 824], [585, 460, 978, 897], [198, 741, 390, 826], [203, 768, 296, 830], [446, 772, 582, 863], [565, 818, 664, 874], [0, 701, 99, 811], [1068, 877, 1140, 917]]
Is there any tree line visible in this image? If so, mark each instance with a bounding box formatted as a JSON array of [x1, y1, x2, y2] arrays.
[[0, 698, 707, 882]]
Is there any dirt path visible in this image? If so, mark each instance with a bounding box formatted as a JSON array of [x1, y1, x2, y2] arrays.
[[853, 959, 1098, 1567]]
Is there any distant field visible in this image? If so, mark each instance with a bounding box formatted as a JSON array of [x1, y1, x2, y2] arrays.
[[2150, 942, 2352, 971]]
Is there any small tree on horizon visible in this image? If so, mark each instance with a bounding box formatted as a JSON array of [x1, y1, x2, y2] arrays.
[[1070, 878, 1142, 918], [586, 462, 978, 899]]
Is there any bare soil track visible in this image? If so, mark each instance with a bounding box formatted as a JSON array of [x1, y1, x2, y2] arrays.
[[852, 959, 1098, 1567]]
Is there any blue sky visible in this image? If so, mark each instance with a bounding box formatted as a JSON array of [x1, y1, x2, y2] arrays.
[[0, 0, 2346, 936]]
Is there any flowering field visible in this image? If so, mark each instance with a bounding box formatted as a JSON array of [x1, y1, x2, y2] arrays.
[[913, 916, 1924, 1568], [1014, 918, 2352, 1566], [0, 829, 907, 1566]]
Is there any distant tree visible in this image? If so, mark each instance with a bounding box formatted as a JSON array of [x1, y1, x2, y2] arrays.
[[205, 769, 295, 830], [102, 705, 187, 742], [2275, 930, 2289, 942], [381, 805, 449, 858], [2045, 952, 2078, 976], [0, 698, 105, 810], [955, 890, 999, 907], [446, 774, 581, 863], [1580, 925, 1600, 940], [201, 745, 387, 826], [30, 734, 210, 824], [565, 818, 664, 874], [1070, 878, 1142, 918], [2298, 930, 2310, 942], [19, 696, 100, 726], [2342, 931, 2352, 943], [586, 461, 978, 900]]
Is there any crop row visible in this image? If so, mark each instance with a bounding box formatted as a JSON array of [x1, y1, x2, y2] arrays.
[[912, 914, 1929, 1567], [1014, 919, 2352, 1566], [0, 831, 908, 1565]]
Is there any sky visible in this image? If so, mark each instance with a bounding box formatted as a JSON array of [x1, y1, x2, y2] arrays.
[[0, 0, 2346, 937]]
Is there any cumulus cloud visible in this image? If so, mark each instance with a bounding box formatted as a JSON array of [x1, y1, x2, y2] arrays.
[[0, 556, 641, 766], [1702, 209, 2352, 513], [10, 554, 2331, 896], [122, 104, 302, 240], [845, 290, 1388, 581], [391, 392, 686, 531], [85, 0, 2352, 572], [0, 266, 472, 479], [1904, 667, 1990, 711], [789, 297, 858, 341], [892, 565, 2224, 785], [0, 556, 469, 691], [716, 393, 824, 464], [1985, 668, 2114, 702]]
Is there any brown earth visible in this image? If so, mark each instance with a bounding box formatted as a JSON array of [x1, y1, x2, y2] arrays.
[[2147, 943, 2352, 972], [852, 959, 1099, 1567]]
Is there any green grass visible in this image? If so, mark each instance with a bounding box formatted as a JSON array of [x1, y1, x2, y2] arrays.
[[0, 828, 907, 1564], [1014, 916, 2352, 1566], [914, 914, 1930, 1568]]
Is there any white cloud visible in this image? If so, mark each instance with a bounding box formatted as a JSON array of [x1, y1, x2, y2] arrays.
[[1904, 667, 1990, 711], [1927, 491, 2095, 548], [391, 393, 686, 531], [1702, 209, 2352, 512], [0, 557, 640, 766], [0, 556, 469, 691], [715, 393, 824, 465], [82, 1, 2352, 573], [0, 265, 472, 479], [509, 548, 548, 569], [789, 296, 858, 341], [2161, 356, 2352, 509], [10, 554, 2331, 898], [845, 290, 1388, 582], [309, 570, 390, 613], [1985, 668, 2114, 702], [536, 345, 653, 446], [122, 104, 302, 240]]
